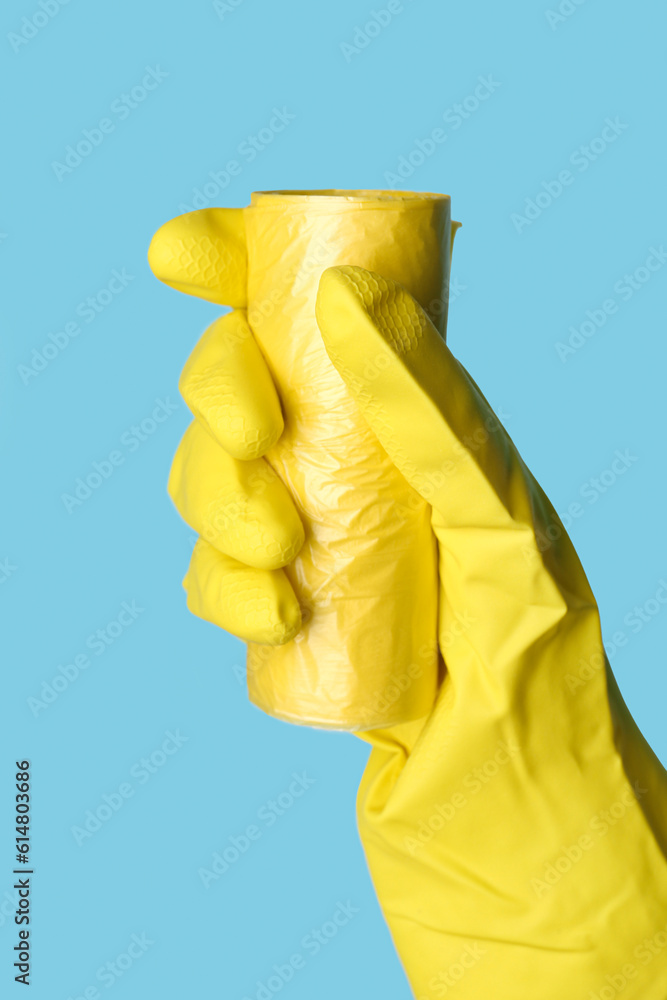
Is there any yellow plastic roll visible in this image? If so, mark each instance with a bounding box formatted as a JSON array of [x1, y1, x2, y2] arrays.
[[240, 190, 455, 729]]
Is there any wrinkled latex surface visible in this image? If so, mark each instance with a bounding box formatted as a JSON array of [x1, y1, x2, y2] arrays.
[[242, 191, 455, 728], [149, 192, 667, 997]]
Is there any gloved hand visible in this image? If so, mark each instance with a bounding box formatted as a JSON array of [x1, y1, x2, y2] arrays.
[[149, 193, 667, 999]]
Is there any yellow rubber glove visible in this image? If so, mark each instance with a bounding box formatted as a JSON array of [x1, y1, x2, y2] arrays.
[[316, 266, 667, 999], [149, 192, 667, 999]]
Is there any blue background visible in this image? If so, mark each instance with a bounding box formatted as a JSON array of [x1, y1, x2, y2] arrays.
[[2, 1, 666, 997]]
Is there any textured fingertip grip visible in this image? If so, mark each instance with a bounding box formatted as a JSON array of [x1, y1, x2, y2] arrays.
[[179, 311, 284, 461], [168, 422, 305, 572], [148, 208, 248, 307], [185, 540, 301, 645]]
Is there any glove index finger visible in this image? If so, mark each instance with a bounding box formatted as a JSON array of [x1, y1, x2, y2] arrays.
[[315, 265, 598, 636], [148, 207, 247, 307], [179, 310, 284, 461]]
